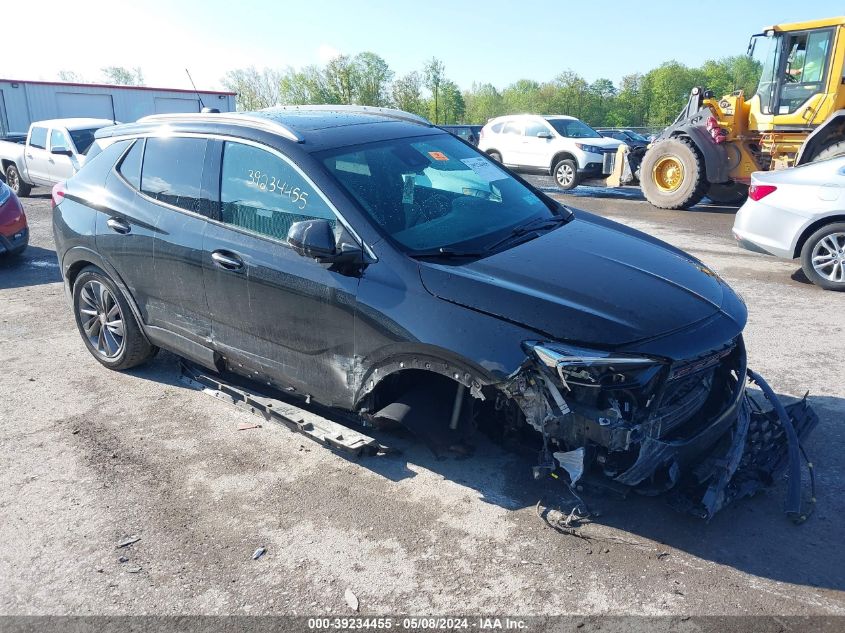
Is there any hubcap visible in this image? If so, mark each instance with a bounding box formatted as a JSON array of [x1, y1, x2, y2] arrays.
[[7, 170, 18, 191], [811, 232, 845, 283], [652, 156, 685, 193], [556, 163, 574, 187], [78, 281, 125, 358]]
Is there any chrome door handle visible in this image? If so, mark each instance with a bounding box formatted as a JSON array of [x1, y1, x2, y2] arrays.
[[211, 250, 244, 270], [106, 217, 131, 234]]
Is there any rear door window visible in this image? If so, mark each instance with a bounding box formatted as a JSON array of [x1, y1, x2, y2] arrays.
[[29, 127, 48, 149], [502, 121, 523, 135], [141, 136, 207, 213], [219, 141, 336, 242]]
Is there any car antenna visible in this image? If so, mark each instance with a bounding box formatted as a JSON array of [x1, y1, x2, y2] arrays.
[[185, 68, 219, 114]]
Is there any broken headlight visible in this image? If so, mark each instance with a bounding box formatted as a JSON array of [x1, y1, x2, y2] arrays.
[[529, 342, 666, 423]]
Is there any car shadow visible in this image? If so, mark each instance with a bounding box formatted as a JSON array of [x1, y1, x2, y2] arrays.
[[126, 354, 845, 592], [0, 245, 62, 289]]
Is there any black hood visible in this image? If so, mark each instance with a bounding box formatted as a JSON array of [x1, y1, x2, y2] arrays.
[[419, 211, 747, 349]]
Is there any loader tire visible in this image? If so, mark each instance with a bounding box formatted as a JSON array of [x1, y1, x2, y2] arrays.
[[706, 182, 748, 205], [810, 140, 845, 163], [640, 137, 707, 210]]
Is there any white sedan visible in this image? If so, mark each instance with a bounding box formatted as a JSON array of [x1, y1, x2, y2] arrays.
[[733, 157, 845, 291]]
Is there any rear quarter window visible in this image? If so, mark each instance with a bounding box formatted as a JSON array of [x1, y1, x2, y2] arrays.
[[117, 139, 144, 190]]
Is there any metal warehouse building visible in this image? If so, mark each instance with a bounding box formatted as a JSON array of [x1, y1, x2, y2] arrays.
[[0, 79, 236, 135]]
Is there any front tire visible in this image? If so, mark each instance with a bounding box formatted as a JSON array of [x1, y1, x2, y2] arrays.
[[810, 140, 845, 163], [800, 222, 845, 291], [640, 137, 707, 209], [72, 266, 158, 369], [487, 150, 502, 163], [5, 165, 31, 197], [552, 158, 578, 190]]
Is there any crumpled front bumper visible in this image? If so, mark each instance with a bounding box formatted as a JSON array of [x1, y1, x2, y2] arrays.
[[514, 346, 819, 521], [610, 367, 818, 520]]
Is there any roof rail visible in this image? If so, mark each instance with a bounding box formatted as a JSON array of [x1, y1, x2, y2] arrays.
[[261, 104, 433, 127], [136, 112, 304, 142]]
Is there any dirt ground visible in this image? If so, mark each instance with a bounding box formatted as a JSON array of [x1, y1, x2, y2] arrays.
[[1, 184, 843, 616]]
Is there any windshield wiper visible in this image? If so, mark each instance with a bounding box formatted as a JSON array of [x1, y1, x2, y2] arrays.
[[483, 215, 570, 253], [408, 247, 486, 260]]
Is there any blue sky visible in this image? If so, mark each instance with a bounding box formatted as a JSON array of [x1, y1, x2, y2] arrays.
[[9, 1, 845, 91]]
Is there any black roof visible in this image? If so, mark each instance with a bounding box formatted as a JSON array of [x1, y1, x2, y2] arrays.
[[94, 105, 441, 153]]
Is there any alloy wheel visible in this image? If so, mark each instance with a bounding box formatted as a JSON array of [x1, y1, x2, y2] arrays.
[[555, 163, 574, 187], [78, 281, 125, 358], [811, 232, 845, 283]]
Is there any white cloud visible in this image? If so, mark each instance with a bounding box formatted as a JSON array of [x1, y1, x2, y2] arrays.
[[317, 44, 342, 64]]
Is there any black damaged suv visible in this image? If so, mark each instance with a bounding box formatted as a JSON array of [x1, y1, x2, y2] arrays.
[[52, 106, 813, 519]]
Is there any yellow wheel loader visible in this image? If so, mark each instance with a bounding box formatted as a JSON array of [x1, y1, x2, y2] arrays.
[[629, 17, 845, 209]]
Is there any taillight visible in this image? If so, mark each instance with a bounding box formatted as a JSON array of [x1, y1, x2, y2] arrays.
[[51, 181, 66, 208], [749, 183, 777, 201]]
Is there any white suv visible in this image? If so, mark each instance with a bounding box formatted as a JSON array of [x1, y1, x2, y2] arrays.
[[478, 115, 622, 190]]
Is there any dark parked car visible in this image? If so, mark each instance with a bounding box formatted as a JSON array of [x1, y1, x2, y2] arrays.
[[52, 106, 814, 519], [441, 124, 482, 145], [597, 129, 650, 148], [0, 179, 27, 256]]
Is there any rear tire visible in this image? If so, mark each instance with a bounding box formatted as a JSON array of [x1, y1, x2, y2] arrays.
[[810, 140, 845, 163], [5, 165, 31, 197], [706, 182, 748, 205], [552, 158, 579, 190], [640, 137, 707, 209], [800, 222, 845, 291], [487, 150, 502, 162], [72, 266, 158, 369]]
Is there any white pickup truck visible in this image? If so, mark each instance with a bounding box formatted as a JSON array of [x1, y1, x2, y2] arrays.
[[0, 118, 116, 196]]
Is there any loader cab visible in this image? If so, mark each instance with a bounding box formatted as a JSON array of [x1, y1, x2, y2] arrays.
[[748, 18, 845, 129]]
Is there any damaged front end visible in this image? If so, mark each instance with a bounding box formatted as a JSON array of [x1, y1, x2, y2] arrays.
[[500, 338, 818, 521]]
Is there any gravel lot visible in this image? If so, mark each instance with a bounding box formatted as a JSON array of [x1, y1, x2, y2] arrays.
[[1, 183, 843, 616]]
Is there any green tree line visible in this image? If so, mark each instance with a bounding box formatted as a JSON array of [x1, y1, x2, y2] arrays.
[[222, 53, 761, 129]]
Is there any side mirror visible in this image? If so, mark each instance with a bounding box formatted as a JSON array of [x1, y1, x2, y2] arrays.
[[288, 219, 336, 259], [536, 131, 553, 139], [51, 147, 73, 156], [287, 218, 363, 264]]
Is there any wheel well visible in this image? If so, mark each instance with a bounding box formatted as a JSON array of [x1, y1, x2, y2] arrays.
[[549, 151, 577, 173], [65, 260, 96, 289], [1, 159, 15, 173], [485, 148, 501, 157], [793, 214, 845, 258]]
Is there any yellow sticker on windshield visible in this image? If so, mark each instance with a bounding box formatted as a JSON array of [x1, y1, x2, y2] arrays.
[[428, 151, 449, 161]]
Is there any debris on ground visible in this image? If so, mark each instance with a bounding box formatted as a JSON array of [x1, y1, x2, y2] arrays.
[[116, 535, 140, 548], [252, 546, 266, 560], [535, 501, 647, 549], [118, 556, 128, 563], [237, 421, 262, 431], [126, 566, 142, 573], [344, 587, 359, 611], [657, 551, 670, 560]]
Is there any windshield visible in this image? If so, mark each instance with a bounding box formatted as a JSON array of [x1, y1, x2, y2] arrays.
[[69, 128, 102, 155], [753, 32, 782, 114], [625, 130, 648, 142], [319, 134, 556, 253], [547, 119, 602, 139]]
